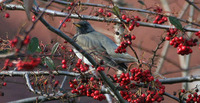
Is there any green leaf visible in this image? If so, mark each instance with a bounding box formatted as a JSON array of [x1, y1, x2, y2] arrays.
[[112, 6, 121, 17], [51, 42, 59, 55], [45, 56, 56, 70], [36, 46, 42, 52], [169, 16, 183, 31], [138, 0, 145, 5], [27, 37, 39, 54]]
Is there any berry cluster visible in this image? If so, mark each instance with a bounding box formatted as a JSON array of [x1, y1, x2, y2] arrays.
[[60, 18, 71, 28], [30, 76, 60, 94], [67, 2, 74, 10], [16, 57, 41, 70], [180, 88, 200, 103], [10, 35, 31, 47], [23, 35, 31, 45], [113, 68, 165, 102], [165, 29, 197, 55], [61, 59, 67, 69], [153, 6, 163, 13], [121, 15, 140, 31], [32, 15, 36, 22], [153, 15, 168, 24], [10, 37, 18, 47], [70, 78, 106, 101], [94, 8, 112, 17], [113, 68, 154, 87], [97, 66, 105, 71], [115, 34, 136, 53], [73, 59, 89, 72], [3, 59, 13, 70], [152, 6, 168, 24], [165, 28, 178, 40]]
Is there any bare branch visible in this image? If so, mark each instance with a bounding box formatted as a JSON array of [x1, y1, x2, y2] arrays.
[[185, 0, 200, 11], [4, 4, 200, 32], [0, 71, 80, 77], [160, 75, 200, 84], [164, 92, 180, 102], [53, 0, 200, 27]]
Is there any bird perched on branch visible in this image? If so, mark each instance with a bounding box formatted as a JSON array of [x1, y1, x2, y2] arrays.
[[73, 21, 137, 72]]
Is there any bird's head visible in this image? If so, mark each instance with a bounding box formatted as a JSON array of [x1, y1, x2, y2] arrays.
[[73, 21, 95, 34]]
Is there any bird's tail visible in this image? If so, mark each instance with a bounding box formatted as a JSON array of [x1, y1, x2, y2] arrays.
[[118, 63, 127, 72]]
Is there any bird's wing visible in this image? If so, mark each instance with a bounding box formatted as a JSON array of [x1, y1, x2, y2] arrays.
[[110, 53, 138, 63], [92, 32, 138, 63]]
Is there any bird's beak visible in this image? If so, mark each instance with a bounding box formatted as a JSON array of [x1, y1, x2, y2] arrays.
[[73, 22, 81, 28]]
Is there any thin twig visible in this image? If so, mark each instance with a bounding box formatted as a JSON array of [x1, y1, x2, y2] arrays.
[[129, 45, 140, 64], [149, 38, 165, 71], [164, 92, 180, 102], [58, 1, 77, 29]]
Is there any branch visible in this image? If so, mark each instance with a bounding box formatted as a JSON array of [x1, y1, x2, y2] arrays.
[[185, 0, 200, 11], [25, 73, 41, 94], [8, 93, 65, 103], [160, 75, 200, 84], [4, 4, 200, 32], [164, 92, 180, 102], [0, 70, 79, 76], [149, 38, 165, 70], [53, 0, 200, 27]]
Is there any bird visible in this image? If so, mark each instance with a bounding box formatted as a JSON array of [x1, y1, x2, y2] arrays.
[[72, 21, 137, 72]]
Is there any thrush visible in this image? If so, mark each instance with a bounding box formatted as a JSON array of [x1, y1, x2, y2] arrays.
[[73, 21, 137, 72]]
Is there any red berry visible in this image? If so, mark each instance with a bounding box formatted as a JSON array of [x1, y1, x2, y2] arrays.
[[32, 18, 36, 22], [62, 64, 67, 69], [126, 18, 131, 22], [131, 35, 136, 40], [54, 80, 59, 87], [2, 82, 7, 86], [129, 25, 134, 31], [67, 6, 71, 10], [121, 14, 127, 20], [90, 77, 94, 81], [127, 41, 131, 45], [44, 81, 48, 85], [158, 20, 163, 24], [165, 36, 170, 40], [155, 15, 160, 20], [107, 12, 112, 17], [5, 13, 10, 18], [62, 23, 66, 27], [153, 20, 158, 24], [162, 17, 168, 21], [70, 2, 74, 6], [141, 93, 146, 98], [94, 90, 99, 95], [62, 59, 66, 64], [98, 8, 103, 13]]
